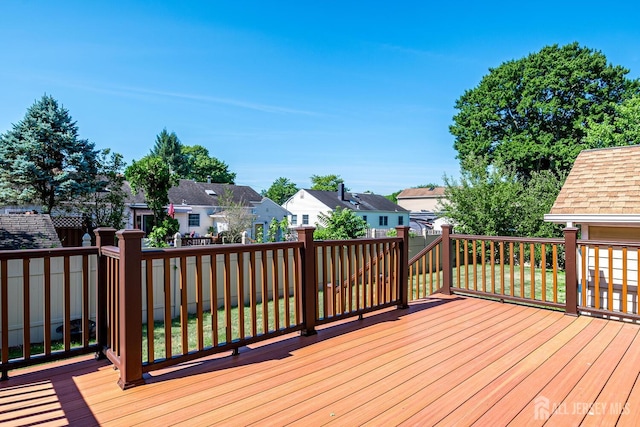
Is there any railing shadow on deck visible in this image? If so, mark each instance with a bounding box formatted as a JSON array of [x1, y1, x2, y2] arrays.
[[0, 355, 109, 426], [140, 295, 464, 386]]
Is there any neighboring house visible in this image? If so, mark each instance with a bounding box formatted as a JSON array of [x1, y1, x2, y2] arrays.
[[283, 184, 409, 233], [396, 187, 447, 213], [127, 179, 286, 241], [0, 214, 62, 250], [544, 145, 640, 313], [396, 187, 449, 235]]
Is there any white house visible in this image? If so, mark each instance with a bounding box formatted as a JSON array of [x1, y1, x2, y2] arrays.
[[544, 145, 640, 314], [128, 179, 287, 241], [283, 184, 409, 234]]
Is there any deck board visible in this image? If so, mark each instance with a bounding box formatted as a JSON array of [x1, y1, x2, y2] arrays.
[[2, 294, 639, 426]]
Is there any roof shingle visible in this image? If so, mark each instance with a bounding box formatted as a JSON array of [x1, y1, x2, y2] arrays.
[[549, 145, 640, 215]]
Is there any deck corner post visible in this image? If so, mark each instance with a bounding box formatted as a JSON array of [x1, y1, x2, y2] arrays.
[[441, 225, 454, 295], [297, 227, 317, 336], [116, 229, 146, 389], [563, 227, 579, 316], [396, 226, 410, 309], [95, 227, 116, 359]]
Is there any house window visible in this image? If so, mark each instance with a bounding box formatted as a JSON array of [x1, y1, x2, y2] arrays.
[[291, 215, 298, 225], [188, 214, 200, 227], [379, 216, 388, 226], [398, 216, 404, 225], [362, 215, 367, 222], [302, 214, 309, 225]]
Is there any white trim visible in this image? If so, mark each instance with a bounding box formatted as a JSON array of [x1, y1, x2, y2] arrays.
[[544, 214, 640, 225]]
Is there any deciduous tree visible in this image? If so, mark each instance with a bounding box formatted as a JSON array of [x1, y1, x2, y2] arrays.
[[310, 174, 347, 192], [262, 177, 299, 205], [313, 207, 368, 240], [450, 43, 639, 180], [125, 155, 179, 229], [182, 145, 236, 183]]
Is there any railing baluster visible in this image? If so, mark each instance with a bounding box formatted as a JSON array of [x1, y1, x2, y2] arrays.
[[608, 246, 614, 312], [529, 243, 535, 300], [180, 256, 188, 354], [489, 240, 496, 294], [594, 246, 600, 309], [283, 248, 290, 328], [23, 259, 31, 360], [238, 252, 245, 339], [580, 245, 586, 307], [1, 259, 8, 374], [210, 254, 218, 347], [622, 247, 628, 314], [44, 257, 51, 356], [260, 249, 268, 333], [63, 256, 71, 351], [163, 259, 171, 358], [224, 253, 232, 343], [500, 241, 505, 295], [541, 244, 546, 302], [146, 259, 154, 363], [249, 251, 257, 336], [196, 255, 204, 351], [271, 249, 279, 330]]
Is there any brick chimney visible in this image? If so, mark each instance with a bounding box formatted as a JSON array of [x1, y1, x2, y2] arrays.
[[337, 183, 345, 201]]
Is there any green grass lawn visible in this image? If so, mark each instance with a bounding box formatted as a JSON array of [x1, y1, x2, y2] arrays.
[[410, 264, 567, 304]]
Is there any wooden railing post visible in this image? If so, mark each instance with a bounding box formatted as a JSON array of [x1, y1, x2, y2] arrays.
[[564, 227, 579, 316], [396, 226, 410, 309], [94, 227, 116, 358], [441, 225, 454, 295], [297, 227, 317, 336], [116, 229, 145, 389]]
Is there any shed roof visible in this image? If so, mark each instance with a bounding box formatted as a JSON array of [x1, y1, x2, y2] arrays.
[[549, 145, 640, 215], [0, 214, 62, 250]]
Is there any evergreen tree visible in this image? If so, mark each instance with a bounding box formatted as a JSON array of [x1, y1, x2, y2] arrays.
[[150, 129, 187, 177], [0, 95, 99, 213]]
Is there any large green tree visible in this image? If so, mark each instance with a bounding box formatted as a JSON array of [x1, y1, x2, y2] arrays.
[[0, 95, 99, 213], [182, 145, 235, 183], [125, 155, 179, 229], [262, 177, 299, 205], [450, 43, 640, 180], [310, 174, 347, 192]]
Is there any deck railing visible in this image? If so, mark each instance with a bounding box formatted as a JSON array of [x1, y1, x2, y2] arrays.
[[0, 245, 100, 380], [577, 239, 640, 321], [95, 226, 408, 389], [4, 223, 640, 388]]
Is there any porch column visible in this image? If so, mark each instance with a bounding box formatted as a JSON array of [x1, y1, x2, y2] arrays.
[[441, 225, 454, 295], [116, 229, 145, 389], [297, 227, 317, 336], [396, 226, 410, 309]]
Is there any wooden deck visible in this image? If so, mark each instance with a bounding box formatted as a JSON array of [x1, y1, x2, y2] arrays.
[[2, 294, 639, 426]]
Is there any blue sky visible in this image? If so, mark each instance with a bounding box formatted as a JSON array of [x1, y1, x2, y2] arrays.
[[2, 1, 640, 195]]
